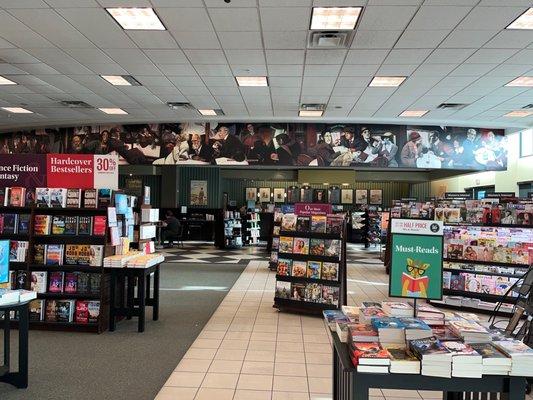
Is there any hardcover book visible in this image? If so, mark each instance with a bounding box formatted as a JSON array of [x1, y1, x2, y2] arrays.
[[77, 273, 90, 294], [48, 271, 64, 293], [15, 270, 27, 289], [351, 343, 391, 365], [64, 272, 78, 294], [321, 262, 339, 281], [89, 245, 104, 267], [45, 244, 64, 266], [97, 189, 112, 208], [64, 216, 78, 235], [296, 216, 310, 232], [25, 188, 35, 207], [281, 214, 297, 231], [66, 188, 82, 208], [64, 244, 91, 265], [49, 188, 67, 208], [277, 258, 292, 276], [56, 299, 75, 322], [51, 215, 66, 235], [310, 215, 327, 233], [83, 189, 98, 208], [75, 300, 89, 324], [29, 299, 45, 321], [291, 261, 307, 277], [114, 193, 128, 214], [30, 271, 48, 293], [33, 215, 51, 235], [494, 340, 533, 357], [0, 187, 6, 207], [33, 244, 45, 265], [45, 300, 57, 322], [89, 274, 100, 293], [17, 214, 31, 235], [309, 238, 325, 256], [306, 261, 321, 279], [409, 337, 451, 360], [88, 301, 100, 323], [2, 213, 17, 234], [92, 216, 107, 235], [8, 187, 25, 207], [77, 216, 93, 235], [36, 188, 50, 207]]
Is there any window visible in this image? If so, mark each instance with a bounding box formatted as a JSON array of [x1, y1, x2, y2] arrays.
[[521, 129, 533, 157]]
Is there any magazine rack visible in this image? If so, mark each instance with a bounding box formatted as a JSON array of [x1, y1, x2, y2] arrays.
[[0, 205, 110, 333]]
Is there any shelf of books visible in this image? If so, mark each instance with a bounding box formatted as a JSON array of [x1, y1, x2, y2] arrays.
[[429, 224, 532, 316], [274, 209, 347, 315], [222, 210, 243, 249], [245, 212, 261, 246], [367, 206, 382, 247], [0, 186, 113, 333], [268, 209, 283, 271]]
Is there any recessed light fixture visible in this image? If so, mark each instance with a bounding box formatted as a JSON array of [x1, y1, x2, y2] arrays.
[[299, 110, 324, 117], [369, 76, 406, 87], [310, 7, 362, 30], [1, 107, 33, 114], [235, 76, 268, 87], [198, 109, 225, 116], [342, 183, 349, 186], [507, 8, 533, 30], [99, 107, 128, 115], [399, 110, 428, 117], [504, 110, 533, 117], [106, 8, 165, 30], [505, 76, 533, 87], [0, 76, 17, 85], [101, 75, 141, 86]]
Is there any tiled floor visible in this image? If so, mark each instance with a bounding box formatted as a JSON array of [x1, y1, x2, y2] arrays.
[[161, 241, 267, 264], [155, 246, 532, 400]]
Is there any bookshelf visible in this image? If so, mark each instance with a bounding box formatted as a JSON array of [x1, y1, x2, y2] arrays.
[[273, 210, 347, 315], [268, 209, 282, 271], [222, 210, 243, 249], [244, 212, 261, 246], [367, 206, 382, 248], [1, 203, 111, 333]]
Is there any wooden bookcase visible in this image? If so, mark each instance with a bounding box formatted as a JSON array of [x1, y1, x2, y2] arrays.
[[0, 205, 111, 333]]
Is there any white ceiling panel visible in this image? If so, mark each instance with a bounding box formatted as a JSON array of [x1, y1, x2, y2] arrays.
[[358, 6, 419, 30], [184, 50, 227, 64], [267, 65, 303, 77], [412, 63, 458, 76], [144, 50, 188, 65], [126, 32, 179, 49], [483, 30, 533, 48], [194, 64, 233, 77], [344, 50, 389, 65], [304, 64, 342, 77], [395, 30, 450, 49], [159, 8, 213, 32], [424, 48, 477, 64], [465, 48, 519, 64], [351, 30, 403, 49], [231, 65, 267, 76], [456, 6, 527, 30], [375, 64, 419, 76], [449, 63, 498, 76], [260, 7, 311, 31], [225, 50, 265, 65], [439, 29, 499, 48], [384, 48, 433, 64], [266, 50, 305, 65], [270, 77, 302, 87], [263, 31, 308, 49], [408, 6, 473, 30], [172, 31, 221, 50], [339, 64, 380, 77], [218, 31, 263, 49], [208, 8, 259, 32]]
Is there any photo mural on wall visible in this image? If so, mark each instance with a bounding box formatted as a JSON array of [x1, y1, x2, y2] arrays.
[[0, 123, 507, 171]]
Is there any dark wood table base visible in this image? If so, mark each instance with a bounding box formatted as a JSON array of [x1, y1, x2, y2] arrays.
[[0, 302, 30, 388]]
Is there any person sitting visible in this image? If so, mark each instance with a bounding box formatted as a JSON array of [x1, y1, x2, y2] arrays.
[[162, 210, 181, 248]]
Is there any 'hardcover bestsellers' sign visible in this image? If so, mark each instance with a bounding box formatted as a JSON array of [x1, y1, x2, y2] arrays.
[[294, 203, 332, 216], [46, 154, 118, 190]]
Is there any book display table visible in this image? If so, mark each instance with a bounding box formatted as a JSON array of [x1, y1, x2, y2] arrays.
[[331, 332, 527, 400], [0, 300, 30, 388], [107, 262, 161, 333]]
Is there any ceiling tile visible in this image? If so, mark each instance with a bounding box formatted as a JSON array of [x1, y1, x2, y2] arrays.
[[267, 64, 303, 76], [339, 64, 380, 76], [335, 76, 371, 87], [483, 30, 533, 48], [269, 77, 301, 87], [231, 65, 267, 76], [376, 64, 419, 75], [260, 7, 311, 31], [456, 6, 527, 30], [384, 48, 433, 64], [263, 31, 308, 49], [424, 48, 476, 63], [158, 64, 198, 75], [159, 8, 213, 31], [351, 30, 402, 49], [218, 31, 263, 49], [144, 50, 189, 65], [465, 48, 519, 64], [225, 50, 265, 65], [173, 31, 221, 50], [412, 63, 458, 76], [504, 49, 533, 64], [306, 50, 347, 64], [408, 6, 473, 30], [184, 50, 227, 64], [266, 50, 305, 65], [358, 6, 419, 30], [126, 32, 179, 49], [344, 50, 389, 65], [304, 64, 342, 77], [449, 63, 497, 76], [194, 64, 233, 76], [202, 76, 238, 87], [395, 30, 450, 49], [208, 8, 260, 31]]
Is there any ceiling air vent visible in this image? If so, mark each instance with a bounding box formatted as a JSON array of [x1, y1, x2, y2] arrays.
[[300, 103, 326, 112], [307, 31, 355, 48], [59, 100, 93, 109], [437, 103, 468, 110], [167, 102, 195, 111]]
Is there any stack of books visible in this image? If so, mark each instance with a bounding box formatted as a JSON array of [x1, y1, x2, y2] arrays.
[[449, 319, 490, 343], [410, 337, 452, 378], [359, 306, 386, 323], [494, 340, 533, 377], [372, 317, 405, 347], [381, 302, 413, 317], [416, 304, 445, 326], [323, 310, 349, 331], [442, 341, 482, 378], [470, 343, 512, 375], [348, 323, 379, 343], [400, 317, 433, 341], [387, 347, 421, 374], [341, 305, 359, 322], [126, 253, 164, 268], [350, 342, 391, 373]]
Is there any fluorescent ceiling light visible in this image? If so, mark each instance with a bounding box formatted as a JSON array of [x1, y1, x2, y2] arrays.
[[299, 110, 323, 117], [399, 110, 428, 117], [236, 76, 268, 87], [106, 8, 165, 30], [507, 8, 533, 30], [99, 107, 128, 115], [2, 107, 33, 114], [504, 110, 533, 117], [101, 75, 141, 86], [0, 76, 17, 85], [311, 7, 362, 30], [505, 76, 533, 87], [369, 76, 406, 87], [198, 109, 217, 116]]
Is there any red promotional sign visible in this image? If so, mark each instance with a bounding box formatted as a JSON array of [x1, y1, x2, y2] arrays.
[[294, 203, 332, 216], [46, 154, 118, 189]]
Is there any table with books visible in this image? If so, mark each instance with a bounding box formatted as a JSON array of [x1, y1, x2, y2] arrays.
[[105, 252, 164, 333], [324, 302, 532, 400]]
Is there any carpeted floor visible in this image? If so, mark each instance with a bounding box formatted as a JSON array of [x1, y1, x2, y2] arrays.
[[0, 262, 245, 400]]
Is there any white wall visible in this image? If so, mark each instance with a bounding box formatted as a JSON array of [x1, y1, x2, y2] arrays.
[[431, 131, 533, 196]]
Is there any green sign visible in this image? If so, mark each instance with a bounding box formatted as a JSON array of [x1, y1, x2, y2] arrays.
[[389, 233, 443, 300]]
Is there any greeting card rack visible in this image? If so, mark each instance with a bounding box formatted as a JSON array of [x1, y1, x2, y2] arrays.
[[273, 215, 347, 315], [0, 204, 111, 333]]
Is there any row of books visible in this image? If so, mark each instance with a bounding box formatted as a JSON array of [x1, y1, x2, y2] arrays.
[[432, 296, 516, 314], [278, 236, 341, 259], [0, 187, 113, 208], [0, 213, 30, 235], [444, 271, 519, 296], [444, 261, 525, 276], [103, 251, 164, 268], [30, 271, 100, 294], [34, 214, 106, 236], [275, 281, 339, 306], [280, 213, 343, 235], [9, 240, 29, 262], [276, 258, 339, 281], [34, 244, 104, 266], [30, 299, 100, 324], [0, 288, 36, 305]]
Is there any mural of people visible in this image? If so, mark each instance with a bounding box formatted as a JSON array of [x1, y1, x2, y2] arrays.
[[401, 131, 422, 167]]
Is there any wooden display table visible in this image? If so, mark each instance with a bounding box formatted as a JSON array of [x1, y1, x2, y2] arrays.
[[1, 300, 30, 388], [332, 332, 527, 400], [107, 262, 161, 333]]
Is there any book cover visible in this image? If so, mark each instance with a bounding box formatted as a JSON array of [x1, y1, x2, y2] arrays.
[[494, 340, 533, 357], [309, 238, 325, 256], [45, 244, 64, 266], [77, 273, 90, 294], [351, 343, 391, 363], [326, 216, 344, 235], [277, 258, 292, 276], [66, 188, 82, 208], [321, 262, 339, 281], [56, 300, 74, 322], [30, 271, 48, 293], [77, 216, 93, 235], [470, 343, 509, 360], [97, 189, 112, 208], [281, 214, 297, 231], [275, 281, 291, 299], [64, 272, 78, 294], [322, 285, 339, 306], [83, 189, 98, 208], [89, 274, 100, 293], [0, 214, 3, 233], [349, 324, 379, 341], [64, 244, 91, 265], [270, 251, 278, 263], [24, 188, 35, 207], [432, 325, 461, 341], [2, 213, 17, 234], [324, 239, 341, 258], [397, 317, 431, 331], [279, 236, 294, 253], [292, 237, 309, 254], [291, 283, 306, 300], [362, 301, 382, 308], [45, 300, 57, 322], [409, 337, 451, 358], [29, 299, 44, 321], [296, 216, 310, 232], [0, 188, 6, 207], [114, 193, 128, 214], [304, 283, 322, 302], [15, 270, 27, 289], [92, 216, 107, 236], [48, 271, 64, 293], [306, 261, 321, 279], [291, 261, 307, 277], [33, 244, 45, 265], [36, 188, 50, 207], [51, 215, 66, 235], [17, 214, 31, 235], [371, 317, 405, 330], [64, 216, 78, 235], [8, 187, 25, 207], [310, 215, 327, 233], [33, 215, 51, 235], [75, 300, 89, 324], [107, 207, 117, 226], [88, 301, 100, 323], [89, 245, 104, 267], [109, 226, 120, 246], [49, 188, 67, 208], [450, 274, 465, 291]]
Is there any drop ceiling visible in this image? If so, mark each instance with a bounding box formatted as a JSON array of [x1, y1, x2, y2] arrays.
[[0, 0, 532, 130]]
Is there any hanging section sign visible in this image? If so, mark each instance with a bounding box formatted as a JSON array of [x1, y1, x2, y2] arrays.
[[389, 219, 444, 300]]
